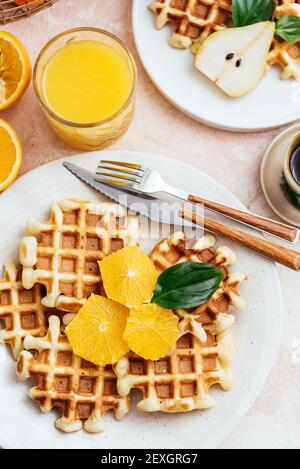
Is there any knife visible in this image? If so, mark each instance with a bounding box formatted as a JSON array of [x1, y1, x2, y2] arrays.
[[63, 162, 203, 232], [63, 162, 300, 270]]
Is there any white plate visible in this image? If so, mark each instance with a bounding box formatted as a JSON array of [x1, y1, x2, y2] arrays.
[[132, 0, 300, 132], [0, 151, 282, 449]]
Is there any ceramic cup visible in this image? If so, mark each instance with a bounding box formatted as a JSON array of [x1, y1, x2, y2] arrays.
[[283, 131, 300, 197]]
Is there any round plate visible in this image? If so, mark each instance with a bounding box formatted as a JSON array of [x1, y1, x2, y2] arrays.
[[0, 151, 283, 449], [261, 123, 300, 227], [132, 0, 300, 132]]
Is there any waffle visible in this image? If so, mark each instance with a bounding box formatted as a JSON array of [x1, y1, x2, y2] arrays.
[[269, 1, 300, 80], [17, 315, 130, 433], [268, 38, 300, 79], [149, 0, 232, 50], [276, 0, 300, 17], [150, 232, 247, 342], [149, 0, 300, 79], [19, 199, 140, 313], [115, 329, 233, 412], [0, 260, 64, 359]]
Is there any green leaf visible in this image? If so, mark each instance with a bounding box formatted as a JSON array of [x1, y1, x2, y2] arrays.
[[152, 262, 225, 310], [232, 0, 274, 27], [275, 16, 300, 44]]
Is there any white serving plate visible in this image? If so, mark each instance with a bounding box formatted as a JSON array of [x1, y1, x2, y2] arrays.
[[0, 151, 282, 449], [132, 0, 300, 132]]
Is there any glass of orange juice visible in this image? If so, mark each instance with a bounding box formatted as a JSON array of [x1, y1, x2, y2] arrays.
[[34, 28, 137, 151]]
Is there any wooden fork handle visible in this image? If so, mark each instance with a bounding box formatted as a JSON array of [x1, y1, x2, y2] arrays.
[[181, 209, 300, 271], [188, 194, 299, 243]]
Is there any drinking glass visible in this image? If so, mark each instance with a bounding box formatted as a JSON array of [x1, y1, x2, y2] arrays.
[[34, 28, 137, 151]]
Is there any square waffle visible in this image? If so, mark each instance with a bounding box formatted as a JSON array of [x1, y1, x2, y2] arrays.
[[17, 315, 130, 433], [115, 330, 233, 413], [149, 0, 232, 50], [0, 260, 63, 359], [20, 199, 140, 313], [150, 232, 247, 342]]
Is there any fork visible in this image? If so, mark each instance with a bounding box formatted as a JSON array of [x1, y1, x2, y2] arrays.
[[97, 160, 299, 243]]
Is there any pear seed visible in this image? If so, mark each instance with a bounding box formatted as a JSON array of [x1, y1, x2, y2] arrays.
[[236, 59, 242, 68], [226, 53, 234, 60]]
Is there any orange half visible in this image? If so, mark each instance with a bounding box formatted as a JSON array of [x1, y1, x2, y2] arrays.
[[0, 31, 31, 111], [0, 119, 22, 192]]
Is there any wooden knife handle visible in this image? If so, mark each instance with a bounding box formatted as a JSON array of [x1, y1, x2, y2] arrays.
[[181, 209, 300, 271], [188, 194, 299, 243]]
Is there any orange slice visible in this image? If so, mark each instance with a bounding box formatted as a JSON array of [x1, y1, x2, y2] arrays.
[[99, 246, 158, 308], [0, 31, 31, 111], [65, 295, 129, 366], [124, 304, 179, 360], [0, 119, 22, 192]]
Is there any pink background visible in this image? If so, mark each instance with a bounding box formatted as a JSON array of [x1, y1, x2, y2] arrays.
[[1, 0, 300, 449]]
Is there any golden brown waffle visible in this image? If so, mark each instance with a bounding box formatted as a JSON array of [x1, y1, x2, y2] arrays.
[[114, 232, 245, 414], [115, 330, 233, 412], [276, 0, 300, 17], [0, 260, 63, 359], [150, 232, 247, 342], [268, 37, 300, 79], [17, 315, 130, 433], [269, 1, 300, 79], [149, 0, 300, 79], [19, 199, 140, 313], [149, 0, 232, 50]]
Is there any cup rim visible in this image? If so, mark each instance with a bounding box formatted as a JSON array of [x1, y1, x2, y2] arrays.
[[33, 27, 137, 129], [283, 131, 300, 195]]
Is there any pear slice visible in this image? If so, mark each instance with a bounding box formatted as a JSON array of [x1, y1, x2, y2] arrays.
[[195, 21, 275, 98]]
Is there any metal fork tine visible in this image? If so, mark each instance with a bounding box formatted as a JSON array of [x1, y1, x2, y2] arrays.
[[96, 171, 142, 184], [95, 176, 136, 190], [97, 165, 143, 178], [99, 160, 146, 172]]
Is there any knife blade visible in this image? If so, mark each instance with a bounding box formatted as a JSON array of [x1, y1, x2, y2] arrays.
[[62, 162, 300, 271], [63, 162, 204, 231]]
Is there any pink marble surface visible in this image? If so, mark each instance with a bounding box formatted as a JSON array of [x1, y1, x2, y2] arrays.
[[1, 0, 300, 449]]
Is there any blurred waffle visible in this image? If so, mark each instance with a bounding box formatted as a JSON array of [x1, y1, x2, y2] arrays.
[[268, 38, 300, 79], [115, 329, 233, 412], [17, 315, 130, 433], [276, 0, 300, 17], [149, 0, 232, 50], [269, 1, 300, 79], [19, 199, 140, 314], [150, 232, 247, 342], [0, 260, 63, 359]]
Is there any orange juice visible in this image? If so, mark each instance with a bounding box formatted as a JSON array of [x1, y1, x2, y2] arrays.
[[42, 40, 133, 124], [34, 29, 136, 151]]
